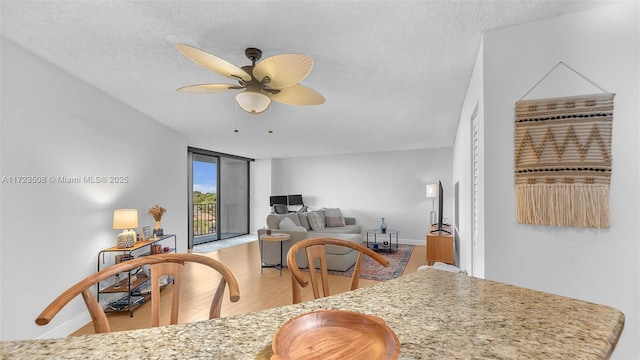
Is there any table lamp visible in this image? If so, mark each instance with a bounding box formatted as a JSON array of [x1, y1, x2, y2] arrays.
[[113, 209, 138, 248], [426, 184, 438, 226]]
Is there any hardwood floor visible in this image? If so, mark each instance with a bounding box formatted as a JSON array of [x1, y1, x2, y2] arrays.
[[71, 241, 427, 335]]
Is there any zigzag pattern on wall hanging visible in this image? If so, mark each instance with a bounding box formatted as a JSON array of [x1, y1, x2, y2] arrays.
[[514, 92, 614, 228]]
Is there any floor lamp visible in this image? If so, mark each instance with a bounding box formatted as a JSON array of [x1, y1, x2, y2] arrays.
[[426, 184, 438, 227]]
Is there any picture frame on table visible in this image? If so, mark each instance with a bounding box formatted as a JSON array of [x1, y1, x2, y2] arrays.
[[141, 226, 152, 241]]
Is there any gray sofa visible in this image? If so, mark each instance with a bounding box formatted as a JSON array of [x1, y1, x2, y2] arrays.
[[257, 210, 362, 271]]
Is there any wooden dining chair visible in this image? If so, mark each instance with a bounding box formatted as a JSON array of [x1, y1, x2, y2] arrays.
[[287, 237, 390, 304], [36, 253, 240, 333]]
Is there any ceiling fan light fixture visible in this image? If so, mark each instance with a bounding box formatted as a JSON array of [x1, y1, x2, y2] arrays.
[[236, 90, 271, 114], [177, 45, 323, 115]]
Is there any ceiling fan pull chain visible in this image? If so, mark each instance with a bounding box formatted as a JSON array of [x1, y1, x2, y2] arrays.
[[234, 102, 240, 133]]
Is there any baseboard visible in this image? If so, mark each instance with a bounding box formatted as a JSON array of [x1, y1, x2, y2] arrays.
[[398, 238, 424, 246], [37, 312, 92, 339]]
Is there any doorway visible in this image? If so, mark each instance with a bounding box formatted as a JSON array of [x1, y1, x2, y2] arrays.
[[188, 147, 252, 249]]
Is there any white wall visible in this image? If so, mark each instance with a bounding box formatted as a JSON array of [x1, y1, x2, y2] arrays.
[[219, 158, 249, 233], [481, 3, 638, 358], [452, 37, 484, 277], [269, 148, 453, 246], [250, 158, 272, 232], [0, 38, 188, 340]]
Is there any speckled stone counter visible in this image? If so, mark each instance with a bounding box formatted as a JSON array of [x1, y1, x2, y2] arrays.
[[1, 269, 624, 359]]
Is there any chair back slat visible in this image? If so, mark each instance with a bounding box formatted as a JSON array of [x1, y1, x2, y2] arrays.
[[288, 237, 389, 304], [36, 253, 239, 333], [304, 244, 331, 299], [150, 261, 184, 327]]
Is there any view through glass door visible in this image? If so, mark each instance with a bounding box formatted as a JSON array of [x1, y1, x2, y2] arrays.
[[192, 154, 218, 245], [188, 148, 251, 249]]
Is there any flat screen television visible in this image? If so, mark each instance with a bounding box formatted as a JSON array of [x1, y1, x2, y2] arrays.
[[431, 181, 450, 234], [269, 195, 287, 206], [287, 194, 304, 206]]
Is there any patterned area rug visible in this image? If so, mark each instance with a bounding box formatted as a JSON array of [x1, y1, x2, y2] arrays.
[[319, 244, 414, 282]]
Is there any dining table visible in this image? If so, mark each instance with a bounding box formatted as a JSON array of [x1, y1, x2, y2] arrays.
[[1, 268, 624, 359]]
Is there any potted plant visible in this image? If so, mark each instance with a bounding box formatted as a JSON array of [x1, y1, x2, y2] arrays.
[[148, 204, 166, 237]]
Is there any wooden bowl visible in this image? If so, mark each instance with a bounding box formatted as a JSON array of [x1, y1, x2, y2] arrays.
[[271, 310, 400, 360]]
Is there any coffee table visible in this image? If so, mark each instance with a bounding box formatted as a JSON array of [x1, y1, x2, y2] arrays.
[[259, 233, 290, 276], [365, 229, 399, 252]]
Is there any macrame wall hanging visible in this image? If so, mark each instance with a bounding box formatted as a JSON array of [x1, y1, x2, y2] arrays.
[[514, 62, 614, 228]]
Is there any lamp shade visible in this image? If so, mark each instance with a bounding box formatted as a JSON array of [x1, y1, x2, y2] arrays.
[[236, 90, 271, 114], [426, 184, 438, 198], [113, 209, 139, 229]]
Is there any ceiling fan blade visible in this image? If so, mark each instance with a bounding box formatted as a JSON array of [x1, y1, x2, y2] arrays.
[[177, 84, 243, 94], [253, 54, 313, 89], [268, 84, 325, 106], [176, 43, 251, 82]]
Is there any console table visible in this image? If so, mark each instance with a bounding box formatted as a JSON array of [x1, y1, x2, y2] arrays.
[[426, 226, 454, 265], [97, 234, 177, 316]]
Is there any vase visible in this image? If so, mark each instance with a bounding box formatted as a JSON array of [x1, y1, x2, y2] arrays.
[[154, 220, 163, 237], [379, 217, 387, 233]]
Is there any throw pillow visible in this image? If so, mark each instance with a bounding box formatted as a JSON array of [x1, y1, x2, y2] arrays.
[[297, 213, 311, 230], [326, 216, 345, 228], [279, 217, 297, 230], [307, 212, 325, 230], [322, 208, 346, 226]]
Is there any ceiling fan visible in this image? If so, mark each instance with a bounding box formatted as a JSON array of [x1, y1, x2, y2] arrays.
[[176, 44, 325, 114]]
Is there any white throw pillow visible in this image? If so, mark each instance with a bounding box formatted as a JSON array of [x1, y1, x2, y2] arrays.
[[279, 217, 297, 229], [307, 212, 325, 230], [278, 217, 306, 231]]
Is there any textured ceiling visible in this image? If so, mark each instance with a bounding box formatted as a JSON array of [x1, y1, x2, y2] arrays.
[[0, 1, 614, 159]]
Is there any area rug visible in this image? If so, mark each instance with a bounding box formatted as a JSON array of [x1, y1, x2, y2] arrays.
[[306, 244, 414, 282]]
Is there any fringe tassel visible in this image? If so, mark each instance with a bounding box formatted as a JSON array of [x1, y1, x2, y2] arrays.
[[515, 184, 610, 228]]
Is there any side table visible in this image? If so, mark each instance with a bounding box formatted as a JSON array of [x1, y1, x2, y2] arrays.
[[259, 233, 290, 276], [365, 229, 399, 252]]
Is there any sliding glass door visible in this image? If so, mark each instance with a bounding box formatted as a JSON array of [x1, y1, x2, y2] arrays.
[[188, 148, 252, 249], [191, 154, 218, 245], [219, 157, 249, 239]]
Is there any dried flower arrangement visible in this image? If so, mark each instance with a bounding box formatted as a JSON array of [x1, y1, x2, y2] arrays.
[[148, 204, 166, 221]]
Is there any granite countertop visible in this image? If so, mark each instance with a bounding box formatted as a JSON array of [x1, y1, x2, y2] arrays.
[[1, 269, 624, 359]]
